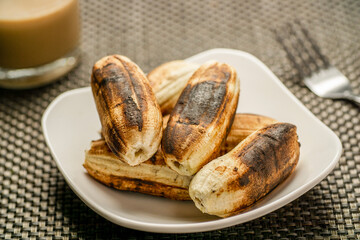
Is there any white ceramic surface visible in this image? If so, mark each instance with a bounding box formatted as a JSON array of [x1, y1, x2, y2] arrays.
[[42, 48, 342, 233]]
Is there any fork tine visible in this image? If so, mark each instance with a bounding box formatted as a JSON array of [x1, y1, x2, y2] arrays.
[[274, 21, 332, 79], [286, 23, 323, 74], [274, 25, 312, 78], [273, 28, 307, 78], [295, 20, 330, 68]]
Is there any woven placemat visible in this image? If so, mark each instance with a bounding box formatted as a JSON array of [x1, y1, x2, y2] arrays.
[[1, 0, 360, 239]]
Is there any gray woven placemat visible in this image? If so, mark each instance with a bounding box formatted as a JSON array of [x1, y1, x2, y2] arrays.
[[1, 0, 360, 239]]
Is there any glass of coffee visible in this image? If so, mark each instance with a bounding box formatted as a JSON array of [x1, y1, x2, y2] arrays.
[[0, 0, 80, 89]]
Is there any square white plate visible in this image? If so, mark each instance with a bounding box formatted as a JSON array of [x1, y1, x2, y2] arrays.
[[42, 48, 342, 233]]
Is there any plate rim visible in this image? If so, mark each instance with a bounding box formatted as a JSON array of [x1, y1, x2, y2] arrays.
[[42, 48, 342, 233]]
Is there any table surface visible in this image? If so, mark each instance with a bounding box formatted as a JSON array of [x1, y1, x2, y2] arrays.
[[1, 0, 360, 239]]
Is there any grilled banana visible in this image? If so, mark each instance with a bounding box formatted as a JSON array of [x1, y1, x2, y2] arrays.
[[189, 123, 300, 217], [147, 60, 199, 114], [162, 61, 240, 176], [91, 55, 163, 166], [84, 139, 192, 200], [84, 113, 274, 200]]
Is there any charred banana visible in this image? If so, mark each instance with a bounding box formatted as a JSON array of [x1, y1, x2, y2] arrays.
[[91, 55, 163, 166], [162, 61, 240, 176], [84, 139, 192, 200], [189, 123, 300, 217]]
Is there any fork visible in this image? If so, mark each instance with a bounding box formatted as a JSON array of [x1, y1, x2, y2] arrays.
[[274, 21, 360, 107]]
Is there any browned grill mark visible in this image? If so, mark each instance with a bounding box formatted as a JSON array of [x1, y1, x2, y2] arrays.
[[84, 165, 190, 200], [117, 176, 188, 198], [114, 56, 145, 131], [92, 73, 128, 155], [237, 170, 251, 187], [222, 109, 237, 144], [179, 81, 227, 125], [238, 123, 296, 176], [162, 123, 177, 155], [93, 56, 145, 132], [162, 122, 195, 159], [174, 68, 229, 126], [106, 128, 124, 154], [226, 166, 254, 192]]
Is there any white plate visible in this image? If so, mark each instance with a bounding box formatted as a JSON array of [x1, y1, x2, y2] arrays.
[[42, 48, 342, 233]]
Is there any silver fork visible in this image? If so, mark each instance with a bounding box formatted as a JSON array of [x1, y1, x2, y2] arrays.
[[274, 21, 360, 106]]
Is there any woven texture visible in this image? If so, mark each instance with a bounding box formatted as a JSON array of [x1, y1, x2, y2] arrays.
[[1, 0, 360, 239]]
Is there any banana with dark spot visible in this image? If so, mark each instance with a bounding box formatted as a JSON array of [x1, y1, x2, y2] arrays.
[[162, 61, 240, 176], [91, 55, 163, 166], [189, 123, 300, 217]]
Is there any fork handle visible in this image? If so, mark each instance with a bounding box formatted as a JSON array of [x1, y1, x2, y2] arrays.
[[343, 91, 360, 107]]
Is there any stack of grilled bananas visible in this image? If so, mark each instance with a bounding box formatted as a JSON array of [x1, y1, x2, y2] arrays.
[[84, 55, 300, 218]]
